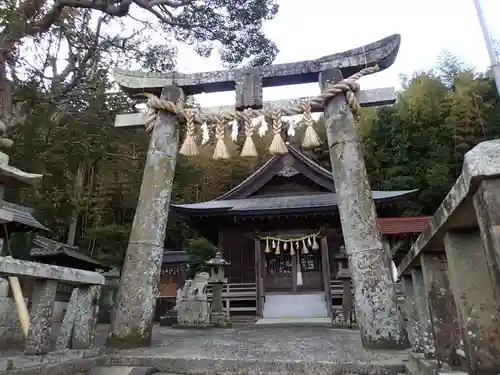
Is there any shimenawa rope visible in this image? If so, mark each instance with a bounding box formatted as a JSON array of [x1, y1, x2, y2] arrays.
[[144, 65, 378, 159]]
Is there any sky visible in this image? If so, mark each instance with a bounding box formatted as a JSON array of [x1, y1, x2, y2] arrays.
[[171, 0, 500, 109]]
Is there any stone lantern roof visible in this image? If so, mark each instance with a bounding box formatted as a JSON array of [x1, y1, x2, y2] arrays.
[[205, 251, 231, 268]]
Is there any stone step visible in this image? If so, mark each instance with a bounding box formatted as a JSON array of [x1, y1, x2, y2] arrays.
[[405, 355, 469, 375], [108, 356, 407, 375], [254, 317, 332, 327], [88, 366, 158, 375], [263, 293, 328, 319]]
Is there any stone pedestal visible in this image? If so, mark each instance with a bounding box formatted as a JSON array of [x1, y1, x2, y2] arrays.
[[175, 298, 211, 328], [174, 272, 211, 328], [210, 282, 230, 327]]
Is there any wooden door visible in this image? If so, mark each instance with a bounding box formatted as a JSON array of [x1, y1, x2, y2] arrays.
[[298, 251, 323, 291], [264, 252, 294, 292]]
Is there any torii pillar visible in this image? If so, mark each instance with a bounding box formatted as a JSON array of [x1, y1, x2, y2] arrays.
[[320, 68, 409, 349]]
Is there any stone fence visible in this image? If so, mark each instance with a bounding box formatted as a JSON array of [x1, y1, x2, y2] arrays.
[[396, 140, 500, 375], [0, 256, 104, 355]]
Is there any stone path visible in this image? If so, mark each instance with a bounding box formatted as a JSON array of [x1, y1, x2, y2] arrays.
[[109, 326, 410, 374], [1, 324, 411, 375]]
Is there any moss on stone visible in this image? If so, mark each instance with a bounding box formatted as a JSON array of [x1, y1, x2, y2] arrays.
[[107, 329, 152, 349], [361, 331, 411, 350]]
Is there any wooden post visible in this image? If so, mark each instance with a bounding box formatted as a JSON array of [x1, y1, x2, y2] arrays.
[[320, 236, 332, 317], [108, 86, 184, 349], [254, 238, 264, 318], [8, 276, 28, 338], [319, 68, 408, 349]]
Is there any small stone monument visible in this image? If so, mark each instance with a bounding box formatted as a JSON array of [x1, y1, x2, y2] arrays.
[[205, 251, 231, 327], [174, 272, 211, 327]]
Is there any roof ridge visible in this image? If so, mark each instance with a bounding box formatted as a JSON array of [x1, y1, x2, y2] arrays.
[[214, 153, 282, 201], [214, 143, 334, 201], [286, 143, 333, 178]]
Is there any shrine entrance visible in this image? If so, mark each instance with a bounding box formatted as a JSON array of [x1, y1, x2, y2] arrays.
[[264, 250, 323, 293], [258, 233, 330, 320]]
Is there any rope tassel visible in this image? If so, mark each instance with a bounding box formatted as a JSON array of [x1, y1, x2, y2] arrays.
[[140, 66, 379, 159], [179, 110, 199, 156], [240, 109, 258, 158], [213, 116, 230, 160], [300, 99, 321, 149], [268, 107, 288, 155]]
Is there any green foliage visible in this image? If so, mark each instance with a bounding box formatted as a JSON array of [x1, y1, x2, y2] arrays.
[[185, 237, 218, 277], [362, 55, 500, 215], [0, 0, 279, 265]]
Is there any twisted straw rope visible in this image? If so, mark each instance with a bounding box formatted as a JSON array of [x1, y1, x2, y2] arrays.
[[144, 65, 378, 133], [240, 108, 258, 157]]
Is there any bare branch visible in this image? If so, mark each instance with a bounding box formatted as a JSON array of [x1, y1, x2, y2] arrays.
[[56, 0, 133, 16], [149, 0, 194, 7]]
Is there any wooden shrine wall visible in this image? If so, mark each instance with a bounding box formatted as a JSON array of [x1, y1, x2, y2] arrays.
[[219, 224, 255, 284], [219, 222, 348, 285]]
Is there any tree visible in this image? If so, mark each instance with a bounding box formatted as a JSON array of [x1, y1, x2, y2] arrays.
[[360, 53, 500, 215], [0, 0, 279, 264], [0, 0, 279, 143], [185, 237, 217, 277]]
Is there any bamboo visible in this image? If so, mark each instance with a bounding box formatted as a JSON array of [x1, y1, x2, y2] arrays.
[[8, 276, 29, 338]]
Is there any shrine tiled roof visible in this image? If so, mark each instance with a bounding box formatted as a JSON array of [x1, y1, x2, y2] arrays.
[[377, 216, 430, 235], [30, 235, 111, 270], [3, 201, 49, 231], [162, 250, 190, 265], [172, 190, 417, 215], [172, 143, 418, 216]]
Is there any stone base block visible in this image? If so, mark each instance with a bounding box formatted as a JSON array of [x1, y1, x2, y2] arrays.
[[211, 312, 231, 328], [0, 297, 24, 347], [405, 354, 468, 375], [331, 307, 359, 329], [108, 355, 406, 375], [89, 366, 157, 375], [172, 324, 214, 329], [159, 311, 177, 327]]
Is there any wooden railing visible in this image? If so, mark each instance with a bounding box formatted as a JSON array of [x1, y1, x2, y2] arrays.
[[205, 280, 357, 315], [0, 256, 104, 355]]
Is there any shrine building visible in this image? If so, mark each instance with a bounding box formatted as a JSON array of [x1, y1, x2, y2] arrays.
[[172, 143, 430, 323]]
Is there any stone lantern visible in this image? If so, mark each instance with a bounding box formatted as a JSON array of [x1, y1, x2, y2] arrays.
[[336, 245, 354, 328], [205, 251, 230, 327]]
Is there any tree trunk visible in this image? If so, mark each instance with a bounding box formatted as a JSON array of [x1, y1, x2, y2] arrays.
[[67, 163, 85, 246]]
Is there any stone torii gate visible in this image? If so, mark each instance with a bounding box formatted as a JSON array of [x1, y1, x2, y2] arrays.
[[109, 33, 409, 350]]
